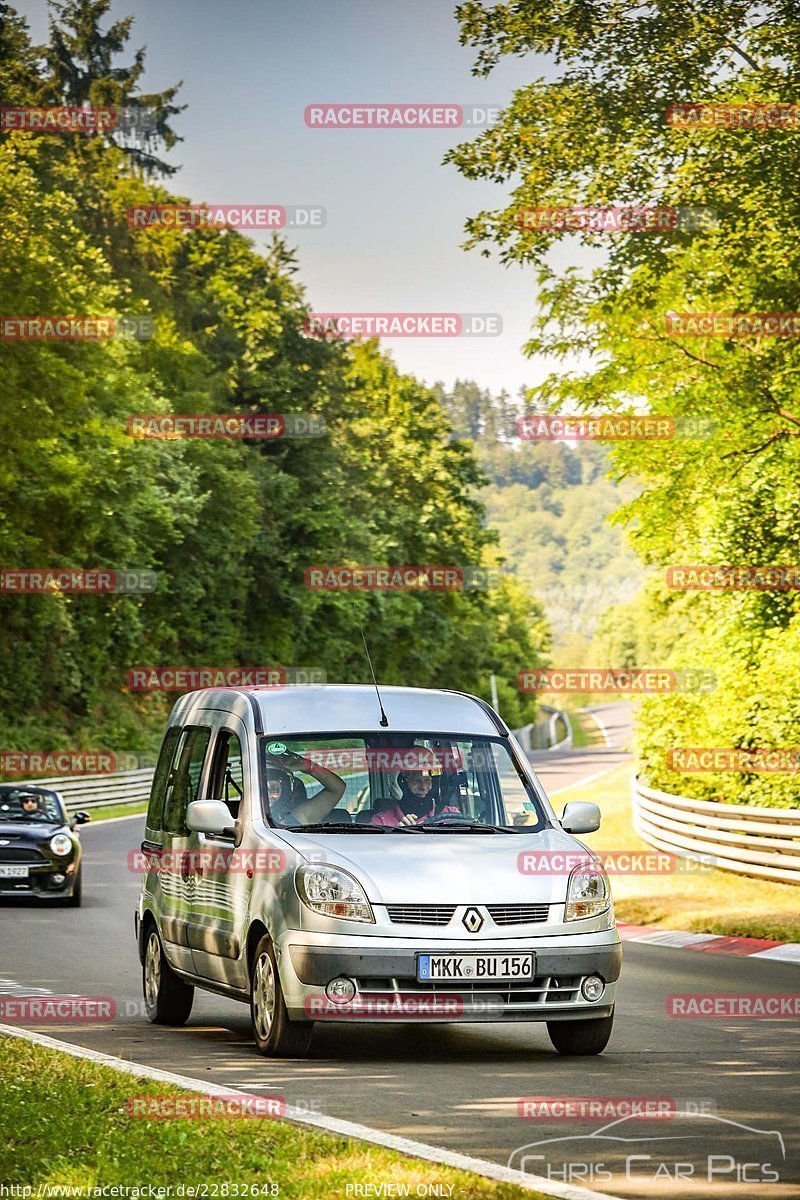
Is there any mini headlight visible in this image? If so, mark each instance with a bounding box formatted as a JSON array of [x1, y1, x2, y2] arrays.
[[50, 833, 73, 857], [296, 864, 375, 923], [565, 860, 610, 921]]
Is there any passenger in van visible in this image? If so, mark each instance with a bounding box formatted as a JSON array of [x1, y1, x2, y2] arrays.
[[264, 750, 346, 825], [369, 764, 461, 827]]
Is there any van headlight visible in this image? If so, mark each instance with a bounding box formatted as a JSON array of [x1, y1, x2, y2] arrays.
[[50, 833, 73, 857], [296, 865, 375, 923], [565, 860, 610, 921]]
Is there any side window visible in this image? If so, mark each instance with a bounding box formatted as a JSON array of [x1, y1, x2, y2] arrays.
[[162, 726, 211, 836], [146, 728, 181, 832], [208, 731, 245, 819]]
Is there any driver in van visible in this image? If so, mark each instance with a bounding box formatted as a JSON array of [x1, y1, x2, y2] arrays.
[[264, 750, 345, 825], [369, 749, 461, 827]]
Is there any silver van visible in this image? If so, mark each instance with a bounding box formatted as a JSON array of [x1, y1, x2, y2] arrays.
[[134, 685, 621, 1057]]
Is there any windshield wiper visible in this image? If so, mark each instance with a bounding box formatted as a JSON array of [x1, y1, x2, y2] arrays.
[[417, 821, 521, 833], [282, 821, 387, 833]]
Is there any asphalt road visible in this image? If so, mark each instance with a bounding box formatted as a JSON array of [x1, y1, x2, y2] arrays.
[[2, 705, 798, 1200], [528, 703, 634, 797]]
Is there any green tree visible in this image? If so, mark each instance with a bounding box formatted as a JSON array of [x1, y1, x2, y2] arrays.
[[445, 2, 800, 803]]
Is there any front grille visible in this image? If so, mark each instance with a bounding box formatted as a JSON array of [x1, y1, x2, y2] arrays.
[[0, 847, 45, 863], [353, 974, 584, 1008], [386, 905, 456, 926], [487, 903, 550, 925]]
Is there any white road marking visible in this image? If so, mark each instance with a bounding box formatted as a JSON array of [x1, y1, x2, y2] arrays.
[[549, 761, 627, 797], [748, 944, 800, 965], [0, 978, 53, 996], [0, 1023, 623, 1200], [582, 708, 611, 747], [625, 930, 721, 949]]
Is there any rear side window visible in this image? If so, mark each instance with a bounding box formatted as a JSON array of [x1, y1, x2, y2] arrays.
[[162, 726, 211, 836], [146, 728, 181, 832]]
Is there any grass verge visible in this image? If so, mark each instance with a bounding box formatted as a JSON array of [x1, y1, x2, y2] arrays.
[[0, 1037, 546, 1199], [562, 763, 800, 943], [76, 801, 148, 823], [566, 710, 606, 750]]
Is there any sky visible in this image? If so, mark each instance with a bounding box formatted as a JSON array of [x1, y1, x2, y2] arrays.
[[18, 0, 554, 397]]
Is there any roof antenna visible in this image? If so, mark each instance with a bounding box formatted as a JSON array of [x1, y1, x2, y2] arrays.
[[356, 610, 389, 727]]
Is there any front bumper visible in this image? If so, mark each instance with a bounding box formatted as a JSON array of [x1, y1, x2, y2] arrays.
[[0, 860, 77, 899], [276, 928, 621, 1023]]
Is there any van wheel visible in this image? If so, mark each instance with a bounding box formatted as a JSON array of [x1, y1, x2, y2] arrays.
[[547, 1008, 614, 1056], [250, 934, 313, 1057], [143, 926, 194, 1025]]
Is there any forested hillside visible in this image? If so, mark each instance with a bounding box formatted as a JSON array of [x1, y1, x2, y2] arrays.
[[436, 381, 643, 645], [0, 0, 548, 756]]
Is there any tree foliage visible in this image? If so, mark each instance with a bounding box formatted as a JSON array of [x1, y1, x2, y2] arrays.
[[0, 1, 548, 755], [447, 1, 800, 804]]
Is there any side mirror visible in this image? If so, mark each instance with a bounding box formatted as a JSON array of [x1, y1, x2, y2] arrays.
[[72, 811, 91, 826], [560, 801, 601, 835], [186, 799, 235, 838]]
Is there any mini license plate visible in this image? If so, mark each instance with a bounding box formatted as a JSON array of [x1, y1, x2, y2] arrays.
[[0, 865, 29, 878], [417, 952, 534, 982]]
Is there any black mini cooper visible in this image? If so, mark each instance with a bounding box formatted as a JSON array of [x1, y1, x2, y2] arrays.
[[0, 785, 89, 905]]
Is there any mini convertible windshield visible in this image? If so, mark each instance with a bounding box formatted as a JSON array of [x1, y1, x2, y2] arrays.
[[0, 787, 64, 824], [260, 733, 546, 832]]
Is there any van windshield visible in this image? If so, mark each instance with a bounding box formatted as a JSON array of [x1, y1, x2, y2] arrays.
[[259, 734, 546, 832]]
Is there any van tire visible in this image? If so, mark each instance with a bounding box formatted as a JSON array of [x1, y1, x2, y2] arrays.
[[547, 1008, 614, 1056], [143, 925, 194, 1025], [250, 934, 313, 1057]]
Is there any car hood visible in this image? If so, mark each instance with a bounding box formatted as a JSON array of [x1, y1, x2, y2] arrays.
[[278, 825, 588, 904], [0, 821, 65, 842]]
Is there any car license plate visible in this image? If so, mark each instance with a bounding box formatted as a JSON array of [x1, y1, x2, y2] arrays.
[[0, 865, 29, 878], [417, 952, 534, 982]]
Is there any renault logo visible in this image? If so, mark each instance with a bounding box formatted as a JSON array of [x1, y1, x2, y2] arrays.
[[462, 906, 483, 933]]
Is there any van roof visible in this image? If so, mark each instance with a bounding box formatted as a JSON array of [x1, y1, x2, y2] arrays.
[[171, 684, 506, 738]]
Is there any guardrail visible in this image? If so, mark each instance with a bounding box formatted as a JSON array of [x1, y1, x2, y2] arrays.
[[632, 777, 800, 885], [514, 705, 572, 754], [16, 768, 155, 814]]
